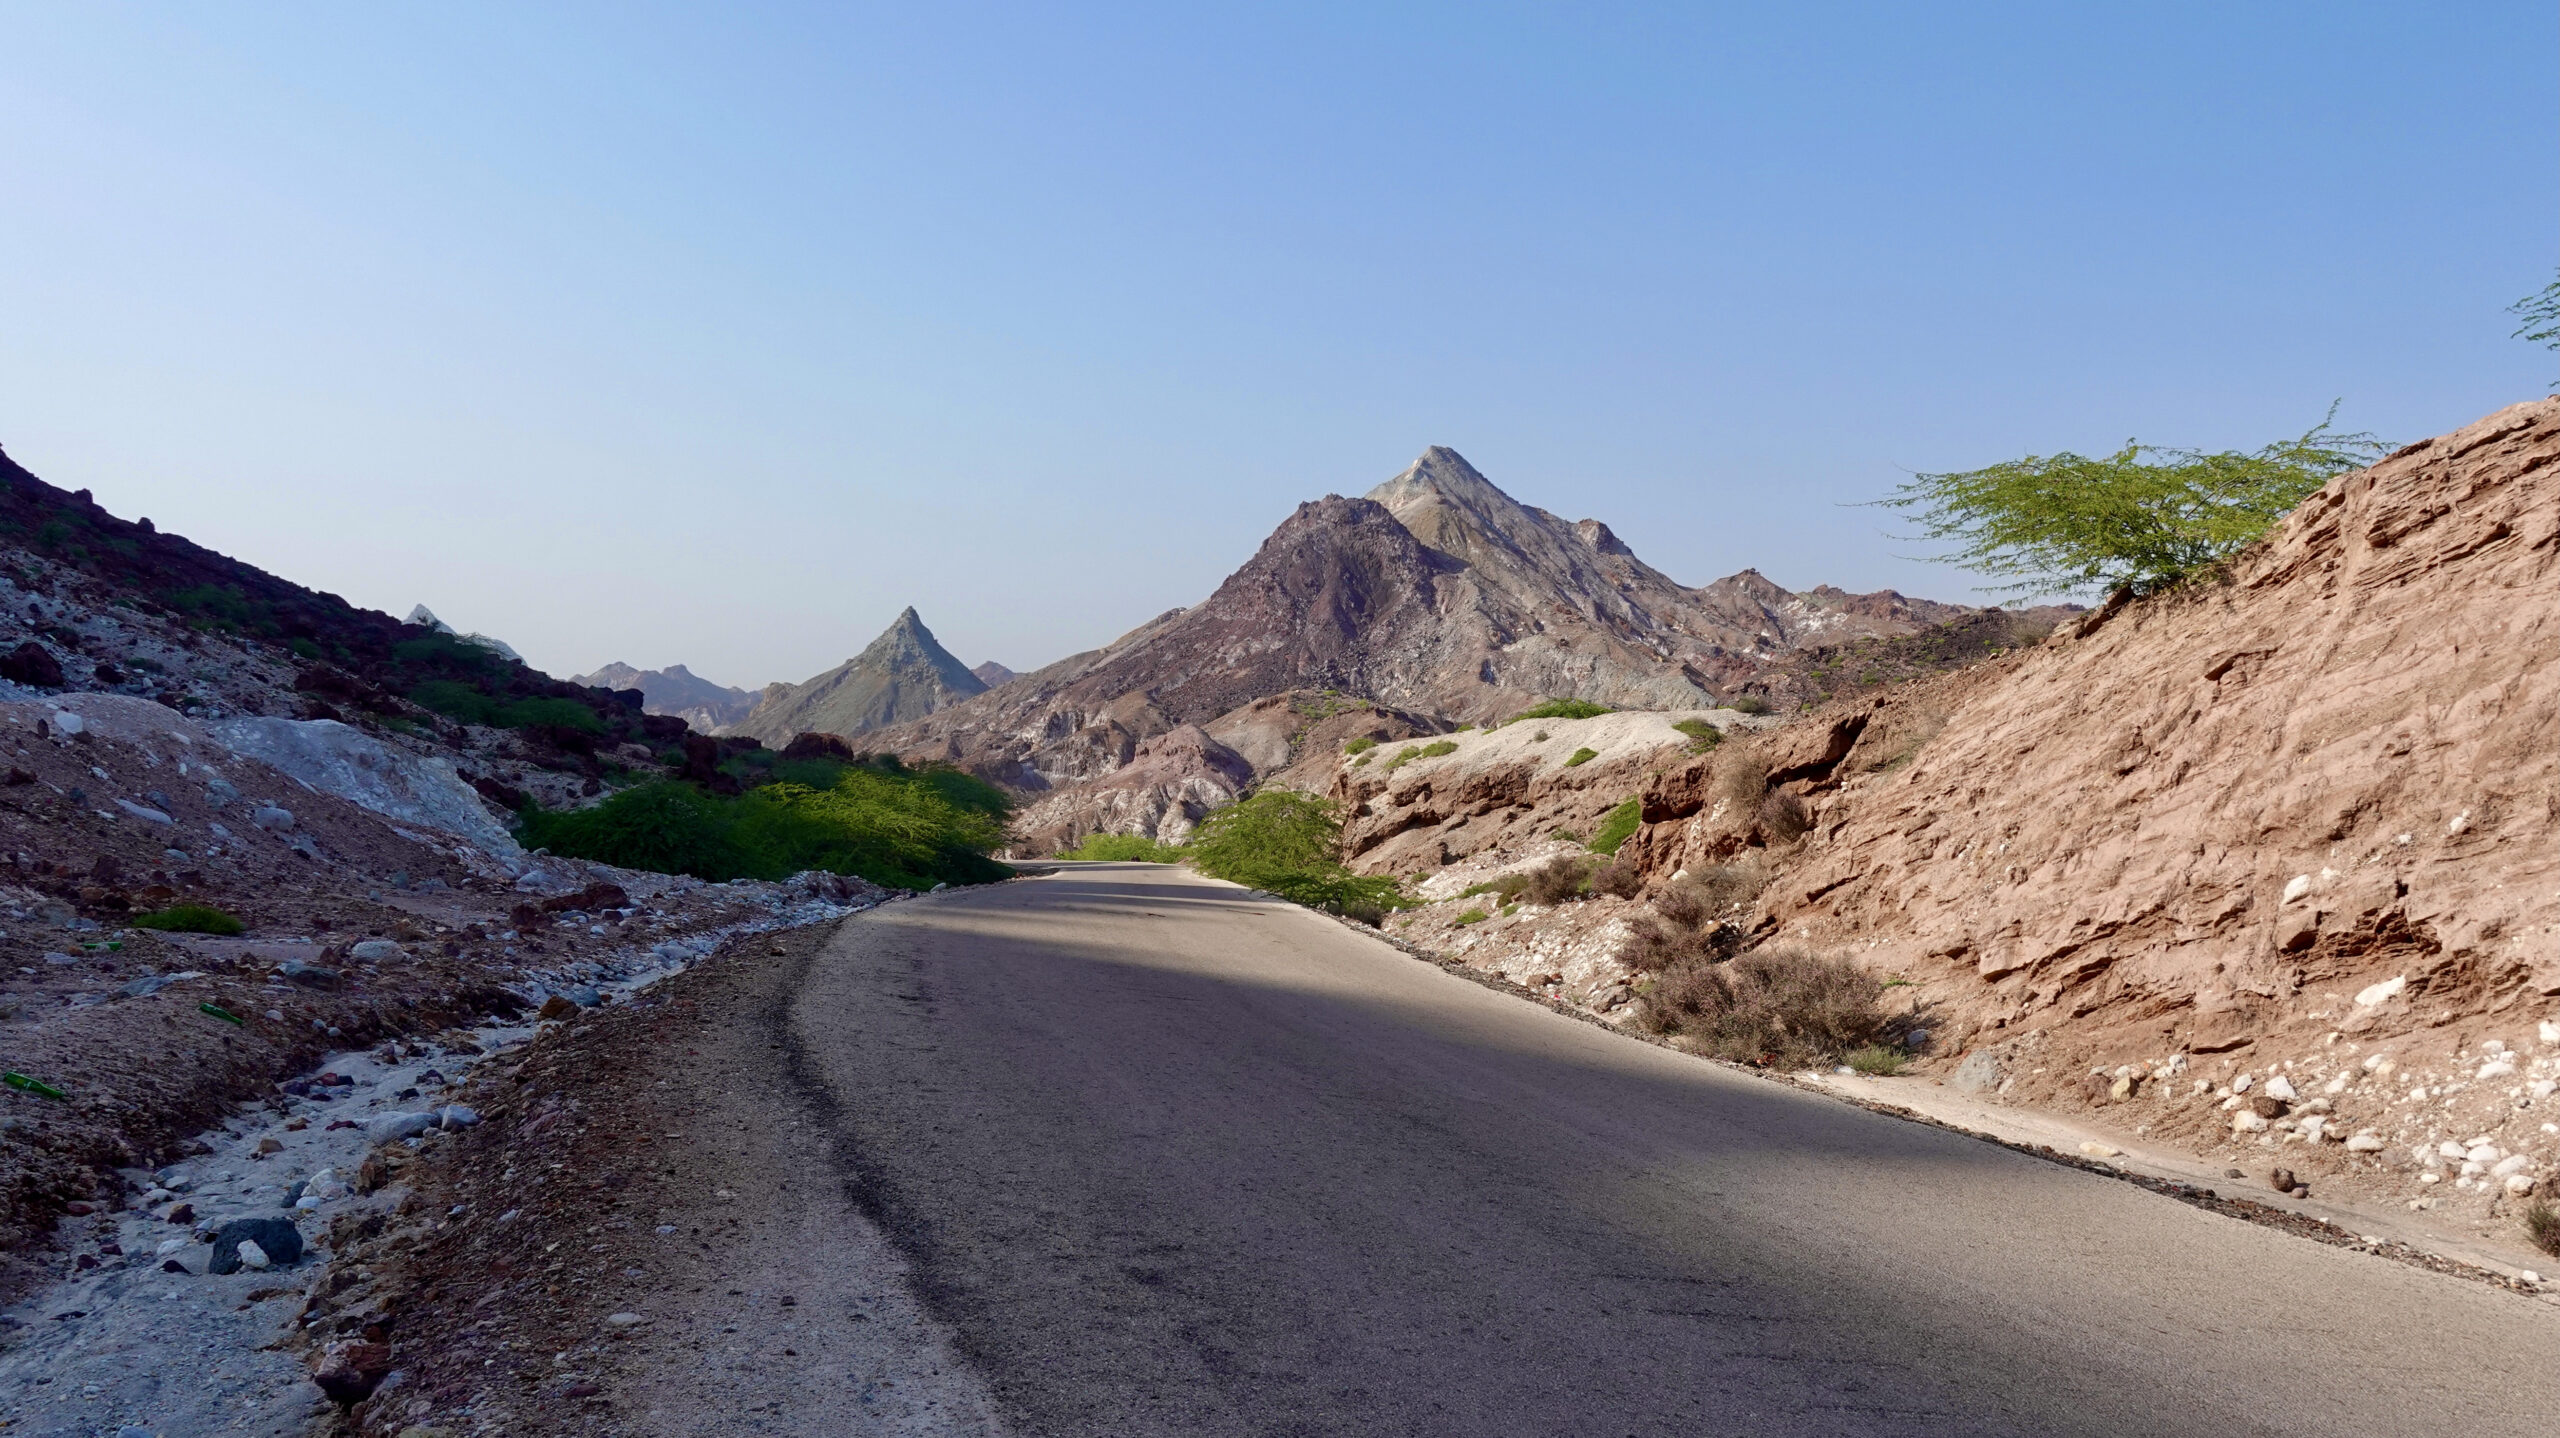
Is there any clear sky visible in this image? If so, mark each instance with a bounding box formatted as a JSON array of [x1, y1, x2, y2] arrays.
[[1, 3, 2550, 689]]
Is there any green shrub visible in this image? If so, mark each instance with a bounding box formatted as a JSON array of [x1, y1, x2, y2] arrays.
[[411, 681, 605, 732], [1062, 833, 1186, 862], [1730, 696, 1773, 716], [1419, 740, 1457, 758], [1672, 718, 1722, 753], [520, 758, 1011, 890], [393, 631, 498, 671], [130, 904, 245, 936], [1382, 745, 1423, 772], [1506, 698, 1612, 725], [1565, 747, 1598, 767], [1187, 791, 1405, 921], [1589, 797, 1642, 855], [1454, 908, 1489, 925], [1846, 1045, 1907, 1076], [1343, 736, 1378, 756]]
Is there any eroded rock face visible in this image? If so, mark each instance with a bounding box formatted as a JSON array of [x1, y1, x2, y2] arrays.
[[1010, 724, 1257, 852], [1628, 398, 2560, 1057]]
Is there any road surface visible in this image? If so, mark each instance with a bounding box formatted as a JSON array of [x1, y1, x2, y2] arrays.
[[758, 863, 2559, 1436]]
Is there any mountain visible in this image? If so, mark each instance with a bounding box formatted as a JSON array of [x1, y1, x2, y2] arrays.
[[405, 604, 524, 663], [873, 446, 2023, 850], [971, 661, 1018, 688], [568, 662, 758, 733], [730, 607, 987, 743]]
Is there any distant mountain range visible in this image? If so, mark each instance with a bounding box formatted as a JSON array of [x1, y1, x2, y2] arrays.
[[568, 662, 760, 733], [725, 607, 989, 744]]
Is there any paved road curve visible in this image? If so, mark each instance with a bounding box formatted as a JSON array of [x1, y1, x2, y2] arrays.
[[781, 864, 2560, 1436]]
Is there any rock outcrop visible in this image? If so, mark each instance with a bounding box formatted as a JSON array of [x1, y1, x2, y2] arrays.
[[1623, 398, 2560, 1060], [730, 607, 987, 743]]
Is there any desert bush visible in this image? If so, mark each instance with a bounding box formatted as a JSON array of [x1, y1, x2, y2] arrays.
[[1729, 695, 1773, 716], [1418, 740, 1458, 759], [1062, 833, 1186, 862], [1343, 736, 1378, 755], [1187, 791, 1406, 921], [521, 757, 1011, 889], [1589, 855, 1644, 898], [1520, 855, 1593, 906], [1457, 872, 1533, 904], [130, 904, 245, 936], [1565, 747, 1599, 767], [2527, 1199, 2560, 1259], [1754, 789, 1811, 843], [411, 681, 606, 733], [1589, 797, 1642, 855], [1672, 718, 1722, 753], [1454, 907, 1489, 926], [1506, 698, 1613, 724], [1845, 1045, 1907, 1076], [1635, 943, 1886, 1066], [1621, 864, 1762, 974]]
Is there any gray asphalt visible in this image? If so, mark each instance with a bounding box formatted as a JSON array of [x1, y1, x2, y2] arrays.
[[780, 863, 2560, 1436]]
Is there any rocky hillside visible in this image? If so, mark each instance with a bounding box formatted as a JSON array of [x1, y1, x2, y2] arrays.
[[569, 662, 757, 733], [879, 447, 2013, 850], [970, 661, 1017, 688], [728, 607, 987, 744]]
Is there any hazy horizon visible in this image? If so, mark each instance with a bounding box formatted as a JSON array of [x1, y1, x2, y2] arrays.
[[3, 3, 2549, 689]]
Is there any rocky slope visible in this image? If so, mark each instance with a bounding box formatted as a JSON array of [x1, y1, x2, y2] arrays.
[[1375, 399, 2560, 1232], [728, 607, 987, 744], [879, 447, 2011, 849], [970, 660, 1018, 689], [568, 661, 757, 733]]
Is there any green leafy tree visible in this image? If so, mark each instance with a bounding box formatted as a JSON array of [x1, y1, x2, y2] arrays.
[[1880, 408, 2388, 598], [2512, 271, 2560, 387]]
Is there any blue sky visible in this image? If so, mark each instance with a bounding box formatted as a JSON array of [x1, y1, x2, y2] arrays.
[[1, 3, 2549, 687]]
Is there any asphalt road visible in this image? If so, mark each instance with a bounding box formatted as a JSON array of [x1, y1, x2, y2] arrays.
[[777, 863, 2560, 1437]]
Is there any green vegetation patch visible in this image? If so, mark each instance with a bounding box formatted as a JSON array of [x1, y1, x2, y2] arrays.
[[1187, 791, 1406, 922], [129, 904, 245, 936], [1589, 797, 1642, 856], [1564, 747, 1599, 768], [1506, 698, 1612, 725], [1672, 719, 1722, 753], [1342, 736, 1378, 756], [1846, 1045, 1907, 1076], [1062, 833, 1187, 862], [411, 681, 605, 732], [1453, 908, 1489, 926], [520, 757, 1011, 890]]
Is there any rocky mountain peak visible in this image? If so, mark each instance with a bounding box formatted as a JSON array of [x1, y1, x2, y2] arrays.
[[730, 608, 986, 743]]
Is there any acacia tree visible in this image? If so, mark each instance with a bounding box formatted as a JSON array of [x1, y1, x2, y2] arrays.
[[1878, 408, 2389, 599], [2512, 271, 2560, 386]]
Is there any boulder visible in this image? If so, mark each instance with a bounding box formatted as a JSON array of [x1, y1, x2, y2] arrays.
[[207, 1216, 302, 1274]]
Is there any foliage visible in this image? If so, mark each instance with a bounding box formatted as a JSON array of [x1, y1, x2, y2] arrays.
[[1506, 698, 1611, 724], [520, 757, 1011, 890], [1342, 736, 1378, 755], [1589, 854, 1643, 898], [1588, 797, 1642, 856], [1564, 747, 1599, 768], [1186, 791, 1406, 921], [1671, 718, 1722, 753], [1418, 739, 1457, 759], [1879, 409, 2391, 598], [411, 681, 605, 732], [392, 631, 498, 671], [1521, 855, 1593, 906], [2526, 1198, 2560, 1259], [1453, 908, 1489, 926], [2513, 272, 2560, 386], [1062, 832, 1187, 862], [1729, 696, 1773, 716], [129, 904, 245, 936], [1845, 1045, 1907, 1076], [1635, 943, 1888, 1067]]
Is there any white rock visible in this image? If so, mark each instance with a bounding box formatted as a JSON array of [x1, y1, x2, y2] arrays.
[[2419, 1172, 2442, 1185], [2234, 1073, 2255, 1093], [2467, 1143, 2502, 1165], [2522, 1270, 2543, 1285], [2492, 1153, 2530, 1178], [251, 804, 295, 832], [348, 940, 405, 962], [2460, 1161, 2485, 1179], [365, 1112, 439, 1144], [2323, 1074, 2350, 1095], [2266, 1075, 2299, 1102], [2353, 976, 2406, 1008], [235, 1239, 270, 1271], [2483, 1038, 2508, 1054], [2282, 874, 2313, 903], [2542, 1020, 2560, 1045], [2079, 1141, 2121, 1158], [2531, 1079, 2558, 1100], [2232, 1111, 2270, 1133], [2438, 1140, 2469, 1160], [304, 1168, 347, 1200], [155, 1237, 188, 1257], [2345, 1132, 2387, 1152], [604, 1311, 644, 1329], [2296, 1116, 2328, 1142], [2478, 1061, 2517, 1081], [2511, 1174, 2541, 1197], [115, 798, 174, 825]]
